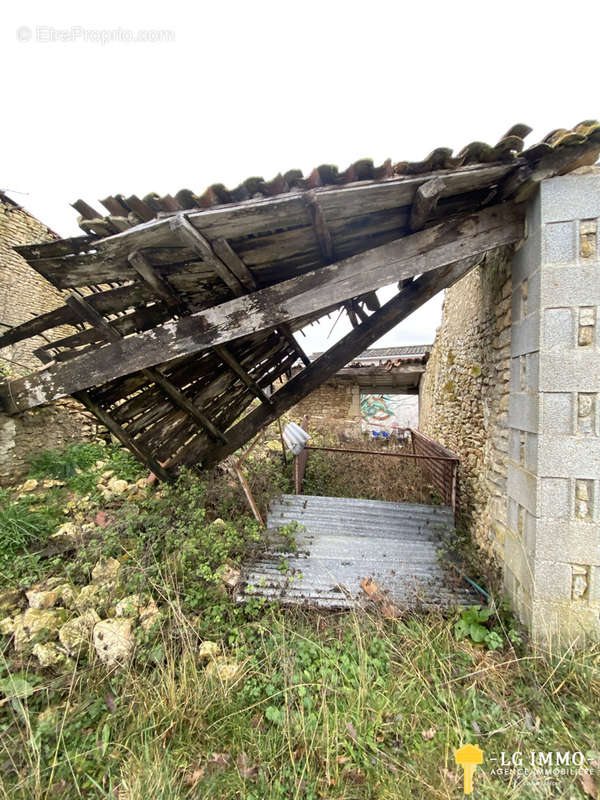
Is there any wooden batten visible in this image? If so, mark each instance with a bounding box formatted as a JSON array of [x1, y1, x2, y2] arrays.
[[214, 344, 274, 407]]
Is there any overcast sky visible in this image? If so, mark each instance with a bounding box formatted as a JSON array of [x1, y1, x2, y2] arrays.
[[3, 1, 598, 354]]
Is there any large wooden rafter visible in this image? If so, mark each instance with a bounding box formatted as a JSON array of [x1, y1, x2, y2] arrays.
[[0, 203, 524, 414]]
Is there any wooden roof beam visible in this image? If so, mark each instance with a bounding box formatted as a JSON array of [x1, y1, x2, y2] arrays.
[[0, 203, 524, 413], [128, 250, 180, 309], [211, 237, 258, 292], [409, 177, 446, 231]]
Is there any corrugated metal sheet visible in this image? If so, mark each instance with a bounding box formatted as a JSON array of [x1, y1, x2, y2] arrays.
[[237, 495, 475, 610]]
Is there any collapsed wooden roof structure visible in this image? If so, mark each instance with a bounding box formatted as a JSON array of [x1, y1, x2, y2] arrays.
[[1, 122, 599, 479]]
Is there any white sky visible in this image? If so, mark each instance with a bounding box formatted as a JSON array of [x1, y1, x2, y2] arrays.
[[2, 0, 598, 354]]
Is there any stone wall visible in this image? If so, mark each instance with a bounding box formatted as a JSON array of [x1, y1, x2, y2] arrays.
[[419, 248, 513, 573], [0, 193, 96, 485], [0, 193, 64, 372], [0, 400, 97, 486], [420, 173, 600, 644], [292, 379, 361, 426]]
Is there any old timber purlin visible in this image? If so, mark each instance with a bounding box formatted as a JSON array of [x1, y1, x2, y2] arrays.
[[1, 122, 599, 478]]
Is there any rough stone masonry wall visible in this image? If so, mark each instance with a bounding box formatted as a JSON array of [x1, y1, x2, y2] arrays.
[[419, 248, 513, 573], [292, 380, 361, 427], [0, 194, 96, 486], [0, 194, 64, 371]]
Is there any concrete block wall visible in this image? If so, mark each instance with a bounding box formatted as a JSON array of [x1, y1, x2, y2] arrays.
[[507, 170, 600, 643]]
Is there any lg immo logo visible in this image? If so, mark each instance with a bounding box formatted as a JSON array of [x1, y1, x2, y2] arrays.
[[454, 744, 484, 794]]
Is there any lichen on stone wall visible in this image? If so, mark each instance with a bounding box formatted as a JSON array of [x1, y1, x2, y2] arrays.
[[419, 248, 513, 577]]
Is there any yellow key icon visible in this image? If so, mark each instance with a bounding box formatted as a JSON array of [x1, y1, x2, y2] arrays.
[[454, 744, 484, 794]]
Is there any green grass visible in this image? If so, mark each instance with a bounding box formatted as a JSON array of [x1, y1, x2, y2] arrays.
[[1, 607, 598, 799]]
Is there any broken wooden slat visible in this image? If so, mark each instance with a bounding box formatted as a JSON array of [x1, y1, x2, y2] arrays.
[[0, 203, 524, 413], [0, 306, 75, 348], [214, 344, 273, 406]]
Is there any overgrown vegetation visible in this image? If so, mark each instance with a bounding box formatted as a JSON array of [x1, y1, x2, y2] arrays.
[[0, 434, 598, 798], [300, 432, 442, 505]]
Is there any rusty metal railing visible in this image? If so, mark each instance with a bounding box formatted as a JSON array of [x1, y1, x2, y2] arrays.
[[293, 428, 459, 515]]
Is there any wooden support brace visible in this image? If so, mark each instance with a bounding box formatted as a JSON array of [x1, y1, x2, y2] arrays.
[[214, 344, 274, 406], [212, 238, 258, 292], [277, 324, 311, 367], [197, 253, 485, 467], [74, 390, 171, 482], [305, 192, 335, 264], [170, 213, 245, 296], [128, 250, 180, 309]]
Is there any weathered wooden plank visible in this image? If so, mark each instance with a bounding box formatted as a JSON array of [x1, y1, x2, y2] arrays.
[[211, 238, 258, 291], [170, 215, 245, 296], [197, 254, 485, 467], [336, 364, 426, 377], [305, 192, 335, 264], [409, 177, 446, 231], [214, 345, 273, 406], [14, 235, 96, 261], [0, 306, 75, 348], [74, 391, 171, 482], [128, 250, 180, 308], [0, 204, 524, 413], [92, 163, 516, 256]]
